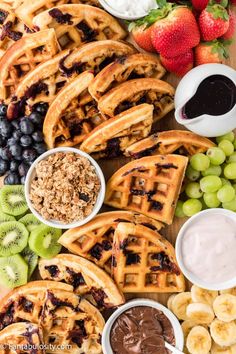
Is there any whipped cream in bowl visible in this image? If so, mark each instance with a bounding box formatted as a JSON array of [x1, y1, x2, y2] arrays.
[[99, 0, 158, 20]]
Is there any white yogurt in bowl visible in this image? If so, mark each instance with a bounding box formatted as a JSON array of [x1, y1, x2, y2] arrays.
[[176, 209, 236, 290]]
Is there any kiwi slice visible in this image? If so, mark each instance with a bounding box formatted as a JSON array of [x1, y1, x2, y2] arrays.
[[0, 212, 15, 224], [29, 225, 62, 259], [0, 221, 29, 257], [0, 185, 28, 217], [0, 254, 28, 288], [21, 246, 38, 279], [19, 214, 42, 232]]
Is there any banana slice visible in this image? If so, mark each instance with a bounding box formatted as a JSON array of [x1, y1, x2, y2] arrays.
[[167, 294, 177, 312], [172, 292, 192, 320], [186, 325, 212, 354], [182, 320, 208, 339], [191, 285, 218, 306], [220, 288, 236, 296], [210, 319, 236, 347], [211, 342, 236, 354], [187, 303, 215, 324], [213, 294, 236, 322]]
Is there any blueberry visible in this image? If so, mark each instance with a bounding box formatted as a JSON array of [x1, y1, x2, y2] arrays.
[[0, 147, 11, 160], [0, 159, 9, 176], [20, 175, 26, 184], [9, 160, 20, 172], [20, 135, 32, 147], [0, 104, 7, 116], [22, 148, 37, 163], [29, 112, 44, 126], [34, 103, 48, 116], [7, 137, 17, 146], [13, 130, 22, 140], [32, 131, 43, 142], [0, 135, 6, 147], [11, 119, 21, 130], [4, 172, 20, 185], [18, 162, 30, 177], [0, 120, 12, 138], [9, 144, 22, 158], [19, 119, 34, 135], [34, 143, 47, 155]]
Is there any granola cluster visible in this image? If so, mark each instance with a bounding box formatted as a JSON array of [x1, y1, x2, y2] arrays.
[[30, 152, 100, 224]]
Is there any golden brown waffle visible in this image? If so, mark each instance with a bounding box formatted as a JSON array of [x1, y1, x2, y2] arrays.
[[16, 0, 101, 29], [39, 254, 125, 308], [32, 4, 127, 50], [80, 104, 154, 159], [105, 154, 188, 224], [98, 78, 175, 122], [0, 28, 60, 107], [125, 130, 216, 158], [89, 53, 166, 101], [59, 210, 163, 273], [43, 71, 107, 148], [112, 222, 185, 293], [0, 322, 45, 354]]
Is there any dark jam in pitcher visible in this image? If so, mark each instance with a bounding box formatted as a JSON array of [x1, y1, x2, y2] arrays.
[[182, 75, 236, 119]]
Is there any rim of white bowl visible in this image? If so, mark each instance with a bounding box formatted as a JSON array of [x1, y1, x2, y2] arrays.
[[176, 208, 236, 291], [102, 298, 184, 354], [98, 0, 150, 20], [24, 147, 106, 229]]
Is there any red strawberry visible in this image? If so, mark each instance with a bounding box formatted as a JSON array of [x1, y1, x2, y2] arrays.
[[150, 6, 200, 57], [221, 9, 236, 40], [199, 4, 229, 41], [131, 24, 155, 52], [160, 49, 194, 76], [195, 40, 228, 65], [229, 0, 236, 4], [191, 0, 209, 11]]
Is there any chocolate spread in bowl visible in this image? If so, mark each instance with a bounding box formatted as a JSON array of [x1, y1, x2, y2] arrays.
[[110, 306, 175, 354]]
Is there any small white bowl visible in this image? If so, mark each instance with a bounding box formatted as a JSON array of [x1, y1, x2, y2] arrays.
[[25, 147, 106, 229], [176, 208, 236, 291], [102, 298, 184, 354]]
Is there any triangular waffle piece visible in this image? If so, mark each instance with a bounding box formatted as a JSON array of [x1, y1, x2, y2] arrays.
[[16, 0, 101, 29], [0, 29, 60, 105], [0, 281, 73, 331], [125, 130, 216, 158], [98, 78, 175, 122], [32, 4, 127, 50], [80, 104, 153, 159], [59, 210, 163, 273], [89, 53, 166, 101], [0, 322, 45, 354], [104, 154, 188, 224], [112, 222, 185, 293], [39, 254, 125, 308], [43, 71, 106, 148]]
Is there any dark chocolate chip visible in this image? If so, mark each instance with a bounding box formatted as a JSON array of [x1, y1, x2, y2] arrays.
[[126, 252, 140, 265], [45, 265, 60, 277], [49, 8, 73, 25]]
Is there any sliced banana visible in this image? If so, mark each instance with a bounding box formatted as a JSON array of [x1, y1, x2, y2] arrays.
[[213, 294, 236, 322], [220, 288, 236, 296], [182, 320, 208, 339], [191, 285, 218, 306], [211, 342, 236, 354], [210, 319, 236, 347], [187, 303, 215, 324], [167, 293, 177, 312], [172, 292, 192, 320], [186, 325, 211, 354]]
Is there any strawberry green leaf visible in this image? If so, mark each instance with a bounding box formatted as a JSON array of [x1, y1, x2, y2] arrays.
[[207, 4, 229, 21], [156, 0, 167, 8]]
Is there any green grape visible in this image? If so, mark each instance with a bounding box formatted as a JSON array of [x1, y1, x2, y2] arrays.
[[200, 176, 222, 193], [217, 185, 235, 203], [223, 197, 236, 211], [203, 192, 221, 208], [200, 197, 208, 210], [218, 140, 234, 156], [190, 153, 210, 171], [233, 139, 236, 149], [201, 164, 221, 177], [206, 147, 226, 165], [221, 178, 231, 186], [186, 165, 200, 181], [216, 132, 235, 143], [185, 182, 203, 199], [224, 163, 236, 179], [228, 152, 236, 163], [175, 200, 186, 218], [183, 199, 202, 217]]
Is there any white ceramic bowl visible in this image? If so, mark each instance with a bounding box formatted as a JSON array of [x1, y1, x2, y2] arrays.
[[102, 298, 184, 354], [176, 208, 236, 291], [25, 147, 106, 229]]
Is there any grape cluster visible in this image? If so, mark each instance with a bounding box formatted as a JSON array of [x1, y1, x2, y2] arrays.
[[176, 132, 236, 217], [0, 103, 48, 185]]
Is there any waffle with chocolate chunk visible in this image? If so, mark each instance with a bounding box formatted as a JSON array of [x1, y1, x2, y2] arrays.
[[0, 29, 60, 107], [59, 211, 163, 273], [98, 78, 175, 122], [104, 154, 188, 225], [112, 223, 185, 293], [43, 71, 107, 148], [125, 130, 216, 158], [89, 53, 166, 101], [80, 104, 154, 159], [0, 322, 45, 354], [39, 254, 125, 309], [32, 4, 127, 50]]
